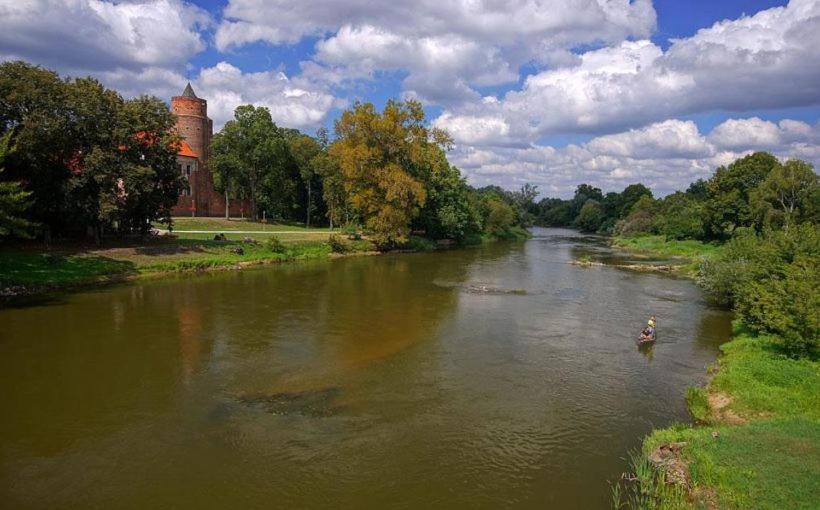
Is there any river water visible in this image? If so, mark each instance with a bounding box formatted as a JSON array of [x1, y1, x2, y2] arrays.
[[0, 228, 731, 509]]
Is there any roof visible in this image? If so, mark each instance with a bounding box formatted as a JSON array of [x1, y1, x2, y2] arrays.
[[177, 140, 198, 158], [181, 82, 197, 98]]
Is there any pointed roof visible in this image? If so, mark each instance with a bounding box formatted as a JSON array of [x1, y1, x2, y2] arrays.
[[181, 82, 197, 98]]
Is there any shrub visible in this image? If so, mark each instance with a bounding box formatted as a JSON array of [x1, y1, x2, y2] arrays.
[[264, 235, 286, 253], [328, 234, 349, 253], [342, 223, 362, 240], [699, 223, 819, 357]]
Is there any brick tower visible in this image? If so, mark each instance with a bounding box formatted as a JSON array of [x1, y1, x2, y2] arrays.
[[171, 83, 215, 216]]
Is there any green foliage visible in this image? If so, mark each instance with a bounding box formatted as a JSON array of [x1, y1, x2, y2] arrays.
[[686, 387, 710, 422], [212, 105, 292, 220], [655, 193, 705, 241], [0, 131, 33, 238], [700, 225, 819, 357], [634, 326, 820, 510], [264, 235, 286, 253], [330, 100, 454, 248], [482, 196, 516, 236], [0, 61, 181, 239], [750, 159, 818, 229], [703, 152, 778, 238], [573, 200, 605, 232], [328, 233, 349, 253]]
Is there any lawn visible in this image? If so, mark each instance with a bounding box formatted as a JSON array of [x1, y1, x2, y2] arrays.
[[627, 323, 820, 509], [155, 216, 337, 233]]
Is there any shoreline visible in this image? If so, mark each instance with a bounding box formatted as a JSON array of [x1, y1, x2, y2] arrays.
[[0, 231, 530, 304], [610, 236, 819, 509]]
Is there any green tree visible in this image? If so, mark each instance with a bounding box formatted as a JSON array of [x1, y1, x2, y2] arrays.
[[212, 105, 290, 220], [329, 100, 451, 247], [574, 199, 605, 233], [704, 152, 778, 238], [287, 133, 323, 227], [700, 224, 819, 357], [415, 155, 480, 241], [751, 159, 818, 229], [656, 192, 705, 240], [0, 131, 33, 238], [618, 183, 653, 218]]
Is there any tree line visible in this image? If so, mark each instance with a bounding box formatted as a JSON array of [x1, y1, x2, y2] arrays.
[[0, 61, 531, 247]]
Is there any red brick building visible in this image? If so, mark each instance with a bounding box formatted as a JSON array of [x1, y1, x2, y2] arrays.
[[171, 83, 249, 217]]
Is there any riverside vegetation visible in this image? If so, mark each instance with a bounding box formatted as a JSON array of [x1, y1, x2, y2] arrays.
[[0, 62, 529, 296], [599, 156, 818, 509]]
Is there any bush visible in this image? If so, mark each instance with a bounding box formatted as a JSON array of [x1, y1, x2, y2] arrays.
[[264, 235, 286, 253], [342, 223, 362, 240], [699, 224, 819, 357], [328, 234, 349, 253]]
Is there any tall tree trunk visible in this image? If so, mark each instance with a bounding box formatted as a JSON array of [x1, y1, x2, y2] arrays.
[[225, 189, 230, 219]]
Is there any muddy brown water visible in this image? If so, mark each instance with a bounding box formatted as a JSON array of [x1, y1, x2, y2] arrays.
[[0, 228, 732, 509]]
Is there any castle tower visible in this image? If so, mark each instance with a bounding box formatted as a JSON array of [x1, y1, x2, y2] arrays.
[[171, 83, 215, 216]]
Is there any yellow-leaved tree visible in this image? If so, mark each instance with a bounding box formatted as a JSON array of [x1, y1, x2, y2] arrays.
[[329, 100, 452, 248]]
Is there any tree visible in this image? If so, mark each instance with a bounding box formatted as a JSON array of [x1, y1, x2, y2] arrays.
[[656, 192, 705, 240], [510, 183, 539, 225], [570, 184, 603, 219], [751, 159, 818, 229], [574, 200, 605, 232], [704, 152, 778, 238], [415, 154, 480, 241], [618, 183, 653, 218], [0, 62, 180, 240], [212, 105, 289, 220], [0, 131, 33, 238], [329, 100, 451, 247], [287, 133, 322, 227]]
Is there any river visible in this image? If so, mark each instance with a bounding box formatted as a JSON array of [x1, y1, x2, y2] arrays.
[[0, 228, 731, 508]]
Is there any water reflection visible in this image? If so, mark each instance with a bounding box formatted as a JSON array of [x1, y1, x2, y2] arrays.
[[0, 229, 731, 509]]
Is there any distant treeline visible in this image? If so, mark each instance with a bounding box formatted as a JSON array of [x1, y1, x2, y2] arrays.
[[533, 151, 818, 241], [0, 61, 529, 247], [532, 151, 818, 358]]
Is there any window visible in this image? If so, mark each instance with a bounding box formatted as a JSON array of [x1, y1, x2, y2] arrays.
[[185, 185, 192, 196], [186, 164, 191, 176]]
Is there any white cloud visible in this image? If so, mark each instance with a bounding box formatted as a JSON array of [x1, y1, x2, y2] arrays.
[[436, 0, 820, 145], [99, 63, 342, 129], [216, 0, 656, 103], [449, 117, 820, 197], [0, 0, 211, 72]]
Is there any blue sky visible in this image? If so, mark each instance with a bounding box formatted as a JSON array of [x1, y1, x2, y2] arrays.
[[0, 0, 818, 197]]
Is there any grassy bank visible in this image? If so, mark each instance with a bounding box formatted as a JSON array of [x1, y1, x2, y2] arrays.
[[616, 323, 820, 509], [612, 235, 723, 275], [1, 218, 528, 298]]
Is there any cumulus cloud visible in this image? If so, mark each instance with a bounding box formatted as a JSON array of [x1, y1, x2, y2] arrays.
[[99, 63, 342, 129], [0, 0, 342, 130], [449, 117, 820, 197], [0, 0, 211, 72], [216, 0, 656, 104], [436, 0, 820, 145]]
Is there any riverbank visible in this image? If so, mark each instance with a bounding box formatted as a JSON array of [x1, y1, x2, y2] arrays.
[[610, 234, 819, 509], [0, 218, 529, 300], [610, 235, 723, 276], [616, 323, 820, 509]]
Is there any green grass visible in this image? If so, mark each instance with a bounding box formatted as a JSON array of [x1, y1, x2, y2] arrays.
[[621, 323, 820, 509], [612, 235, 723, 275], [0, 233, 376, 294], [643, 418, 820, 509], [156, 216, 336, 233], [707, 324, 820, 421], [613, 235, 722, 260], [0, 251, 136, 286]]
